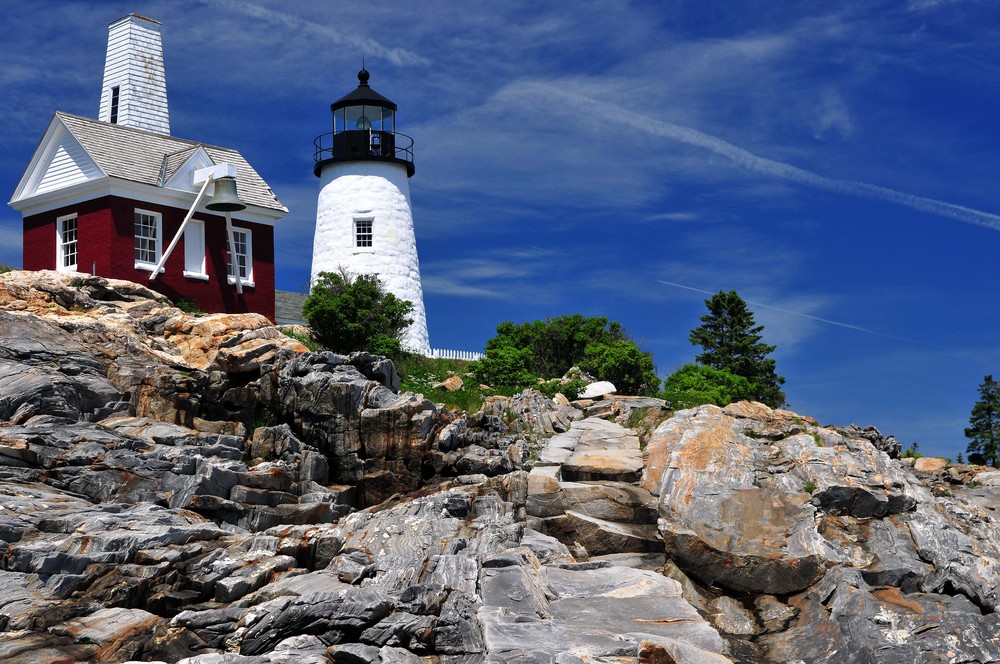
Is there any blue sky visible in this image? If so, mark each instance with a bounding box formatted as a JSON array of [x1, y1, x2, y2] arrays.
[[3, 0, 999, 459]]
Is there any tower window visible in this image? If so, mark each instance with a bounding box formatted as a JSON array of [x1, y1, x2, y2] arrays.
[[56, 214, 78, 272], [355, 218, 373, 249], [134, 209, 161, 268], [110, 86, 120, 124], [227, 227, 254, 286]]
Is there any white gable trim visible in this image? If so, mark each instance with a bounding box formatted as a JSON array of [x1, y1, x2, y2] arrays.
[[9, 116, 106, 205], [163, 147, 215, 192]]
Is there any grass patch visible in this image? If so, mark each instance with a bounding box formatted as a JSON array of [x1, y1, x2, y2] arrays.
[[174, 297, 205, 314], [247, 410, 278, 432], [627, 407, 652, 430], [422, 386, 489, 413], [282, 328, 320, 351], [396, 353, 487, 413], [743, 428, 783, 441], [804, 481, 817, 494]]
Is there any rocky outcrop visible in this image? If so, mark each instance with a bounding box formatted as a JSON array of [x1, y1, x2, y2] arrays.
[[0, 271, 998, 663], [641, 402, 1000, 661]]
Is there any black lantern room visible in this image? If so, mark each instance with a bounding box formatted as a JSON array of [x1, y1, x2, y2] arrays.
[[313, 69, 415, 177]]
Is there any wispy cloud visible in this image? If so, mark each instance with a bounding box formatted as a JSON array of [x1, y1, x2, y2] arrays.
[[506, 81, 1000, 233], [421, 275, 509, 300], [646, 212, 702, 222], [202, 0, 430, 67], [421, 250, 562, 303], [813, 88, 854, 141]]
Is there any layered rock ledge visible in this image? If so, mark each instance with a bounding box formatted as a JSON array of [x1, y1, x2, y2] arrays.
[[0, 271, 998, 663]]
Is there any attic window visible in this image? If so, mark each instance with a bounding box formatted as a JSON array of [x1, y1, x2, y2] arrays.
[[110, 86, 120, 124]]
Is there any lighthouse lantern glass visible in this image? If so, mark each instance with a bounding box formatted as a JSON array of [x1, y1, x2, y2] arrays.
[[341, 105, 393, 133]]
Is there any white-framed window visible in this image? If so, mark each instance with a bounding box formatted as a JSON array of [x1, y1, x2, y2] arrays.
[[56, 214, 78, 272], [354, 216, 374, 252], [227, 227, 254, 286], [134, 209, 162, 270], [183, 219, 208, 280]]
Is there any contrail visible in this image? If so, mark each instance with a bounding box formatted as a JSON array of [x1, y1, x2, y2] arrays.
[[510, 82, 1000, 232], [203, 0, 429, 67], [657, 279, 931, 345]]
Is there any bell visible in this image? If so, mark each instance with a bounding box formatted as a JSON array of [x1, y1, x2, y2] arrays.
[[206, 177, 246, 212]]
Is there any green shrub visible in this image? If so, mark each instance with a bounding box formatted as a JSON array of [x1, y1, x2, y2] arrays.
[[470, 344, 536, 391], [580, 340, 660, 396], [804, 481, 818, 494], [369, 333, 403, 359], [660, 364, 754, 409], [174, 297, 204, 314], [473, 314, 659, 396], [486, 314, 629, 379], [539, 378, 587, 401], [303, 269, 412, 355]]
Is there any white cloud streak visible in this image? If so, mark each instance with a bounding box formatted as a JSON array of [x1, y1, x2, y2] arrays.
[[203, 0, 430, 67], [656, 279, 931, 346], [513, 81, 1000, 233]]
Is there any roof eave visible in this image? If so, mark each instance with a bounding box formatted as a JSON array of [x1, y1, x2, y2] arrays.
[[10, 177, 287, 224]]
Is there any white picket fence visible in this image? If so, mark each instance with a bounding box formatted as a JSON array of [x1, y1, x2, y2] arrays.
[[425, 348, 483, 361]]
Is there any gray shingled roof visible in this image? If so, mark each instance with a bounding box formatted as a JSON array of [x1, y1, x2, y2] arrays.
[[57, 111, 287, 213], [274, 290, 308, 325]]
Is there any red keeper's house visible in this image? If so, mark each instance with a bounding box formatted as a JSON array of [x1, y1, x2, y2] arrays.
[[7, 15, 286, 320]]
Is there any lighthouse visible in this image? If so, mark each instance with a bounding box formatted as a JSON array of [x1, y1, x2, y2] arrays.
[[311, 69, 430, 353]]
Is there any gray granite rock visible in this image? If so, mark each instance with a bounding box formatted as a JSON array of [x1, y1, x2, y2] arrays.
[[2, 274, 1000, 664]]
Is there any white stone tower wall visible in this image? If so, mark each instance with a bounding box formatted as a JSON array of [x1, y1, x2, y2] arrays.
[[312, 160, 430, 354], [99, 14, 170, 135]]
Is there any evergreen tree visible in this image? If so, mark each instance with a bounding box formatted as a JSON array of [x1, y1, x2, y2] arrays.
[[965, 375, 1000, 467], [689, 290, 786, 407]]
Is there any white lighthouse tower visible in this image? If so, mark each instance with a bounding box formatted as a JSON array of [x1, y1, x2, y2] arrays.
[[311, 69, 430, 353]]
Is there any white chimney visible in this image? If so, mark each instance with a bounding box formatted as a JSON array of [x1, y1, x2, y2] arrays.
[[98, 14, 170, 135]]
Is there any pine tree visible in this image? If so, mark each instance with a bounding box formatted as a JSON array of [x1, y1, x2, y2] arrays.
[[965, 375, 1000, 467], [689, 290, 786, 407]]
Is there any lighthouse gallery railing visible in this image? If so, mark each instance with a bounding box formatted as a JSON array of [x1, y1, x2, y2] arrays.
[[313, 130, 414, 166]]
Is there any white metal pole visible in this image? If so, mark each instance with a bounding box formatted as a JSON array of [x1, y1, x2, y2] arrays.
[[225, 211, 243, 295], [149, 176, 213, 281]]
